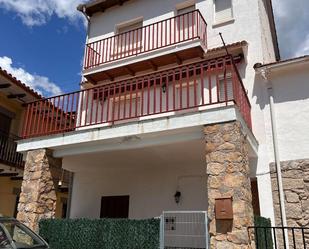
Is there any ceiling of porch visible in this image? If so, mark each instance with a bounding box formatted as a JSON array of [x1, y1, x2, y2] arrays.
[[63, 138, 205, 172]]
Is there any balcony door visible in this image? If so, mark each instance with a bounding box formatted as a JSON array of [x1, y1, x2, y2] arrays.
[[114, 20, 143, 59], [176, 5, 196, 42]]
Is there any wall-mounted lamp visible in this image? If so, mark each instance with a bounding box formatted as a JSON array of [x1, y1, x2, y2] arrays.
[[162, 83, 167, 93], [58, 169, 64, 187], [174, 191, 181, 204]]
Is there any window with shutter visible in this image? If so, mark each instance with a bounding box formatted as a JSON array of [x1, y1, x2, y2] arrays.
[[218, 74, 233, 102], [113, 19, 143, 58], [176, 5, 196, 40], [214, 0, 233, 24]]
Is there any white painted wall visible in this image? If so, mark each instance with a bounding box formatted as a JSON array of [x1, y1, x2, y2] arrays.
[[253, 60, 309, 226], [262, 62, 309, 162], [17, 0, 279, 223], [66, 140, 207, 219]]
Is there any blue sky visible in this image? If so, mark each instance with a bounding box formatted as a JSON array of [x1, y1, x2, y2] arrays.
[[0, 4, 86, 95], [0, 0, 308, 97]]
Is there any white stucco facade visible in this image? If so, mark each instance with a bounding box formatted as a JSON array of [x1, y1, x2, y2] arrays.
[[17, 0, 283, 223], [66, 140, 207, 219], [257, 57, 309, 162], [81, 0, 279, 222]]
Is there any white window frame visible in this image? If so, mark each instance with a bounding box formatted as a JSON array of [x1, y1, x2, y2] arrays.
[[112, 17, 143, 58], [213, 0, 234, 27]]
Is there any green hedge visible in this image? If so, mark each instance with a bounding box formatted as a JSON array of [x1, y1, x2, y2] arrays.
[[39, 218, 160, 249], [254, 216, 273, 248]]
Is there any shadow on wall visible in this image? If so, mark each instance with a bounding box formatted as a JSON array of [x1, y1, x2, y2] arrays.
[[252, 66, 309, 111]]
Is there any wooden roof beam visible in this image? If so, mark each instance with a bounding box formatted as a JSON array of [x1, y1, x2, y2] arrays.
[[7, 93, 26, 99], [148, 60, 158, 71], [104, 72, 114, 81], [0, 172, 19, 177], [174, 54, 182, 65], [11, 176, 23, 181], [0, 83, 11, 89], [125, 66, 135, 76], [198, 47, 205, 59]]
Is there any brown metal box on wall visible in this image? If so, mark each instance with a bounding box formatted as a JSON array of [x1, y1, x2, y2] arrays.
[[215, 197, 233, 220]]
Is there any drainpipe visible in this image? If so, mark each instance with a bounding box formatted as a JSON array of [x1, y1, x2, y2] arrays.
[[260, 68, 288, 245]]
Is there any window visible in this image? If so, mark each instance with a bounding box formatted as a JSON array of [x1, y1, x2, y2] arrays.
[[214, 0, 233, 24], [113, 19, 143, 58], [177, 4, 196, 40], [218, 74, 233, 102], [177, 4, 195, 15], [100, 195, 130, 218], [110, 92, 141, 119]]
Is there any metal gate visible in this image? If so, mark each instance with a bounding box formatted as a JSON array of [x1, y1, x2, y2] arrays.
[[160, 211, 209, 249]]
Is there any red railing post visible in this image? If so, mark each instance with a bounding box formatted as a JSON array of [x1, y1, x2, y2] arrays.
[[21, 56, 251, 138], [83, 10, 207, 70]]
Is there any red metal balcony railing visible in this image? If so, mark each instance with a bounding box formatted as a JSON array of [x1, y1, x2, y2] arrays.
[[21, 56, 251, 139], [0, 131, 24, 168], [84, 9, 207, 70]]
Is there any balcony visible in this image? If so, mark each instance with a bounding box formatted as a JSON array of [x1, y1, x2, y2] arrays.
[[21, 56, 251, 139], [0, 131, 24, 168], [83, 10, 207, 83]]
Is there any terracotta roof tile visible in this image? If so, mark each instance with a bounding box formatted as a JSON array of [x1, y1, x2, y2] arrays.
[[0, 67, 42, 99]]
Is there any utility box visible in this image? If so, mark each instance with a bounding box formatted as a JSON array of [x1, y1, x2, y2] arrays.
[[215, 197, 233, 220]]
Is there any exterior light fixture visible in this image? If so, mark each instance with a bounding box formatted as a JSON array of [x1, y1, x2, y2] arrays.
[[174, 191, 181, 204], [58, 169, 64, 187], [162, 83, 167, 93]]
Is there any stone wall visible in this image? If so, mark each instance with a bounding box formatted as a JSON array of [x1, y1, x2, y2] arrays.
[[204, 121, 255, 249], [270, 159, 309, 245], [17, 149, 62, 232]]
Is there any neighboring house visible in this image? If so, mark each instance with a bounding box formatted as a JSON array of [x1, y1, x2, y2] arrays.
[[12, 0, 308, 247], [0, 68, 68, 219], [0, 67, 40, 217], [254, 56, 309, 228]]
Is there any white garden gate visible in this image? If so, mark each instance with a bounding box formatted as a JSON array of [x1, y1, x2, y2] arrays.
[[160, 211, 209, 249]]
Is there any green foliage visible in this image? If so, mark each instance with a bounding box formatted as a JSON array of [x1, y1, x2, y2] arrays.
[[254, 216, 273, 249], [39, 218, 160, 249]]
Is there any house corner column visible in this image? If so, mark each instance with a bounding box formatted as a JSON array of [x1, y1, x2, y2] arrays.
[[17, 149, 62, 232], [204, 121, 255, 249]]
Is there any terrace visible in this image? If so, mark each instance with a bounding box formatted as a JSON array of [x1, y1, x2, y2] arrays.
[[21, 55, 251, 139]]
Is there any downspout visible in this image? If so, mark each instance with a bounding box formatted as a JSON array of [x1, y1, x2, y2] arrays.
[[260, 68, 288, 228]]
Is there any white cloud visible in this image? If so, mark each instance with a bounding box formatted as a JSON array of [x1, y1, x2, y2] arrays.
[[295, 34, 309, 57], [0, 0, 87, 26], [272, 0, 309, 58], [0, 56, 62, 96]]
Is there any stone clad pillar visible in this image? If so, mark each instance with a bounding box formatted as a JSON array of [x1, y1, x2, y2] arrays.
[[17, 149, 62, 232], [204, 121, 255, 249]]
